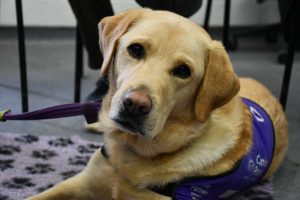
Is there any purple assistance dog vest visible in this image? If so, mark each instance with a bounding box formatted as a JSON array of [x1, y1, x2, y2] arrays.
[[101, 98, 275, 199], [168, 98, 275, 200]]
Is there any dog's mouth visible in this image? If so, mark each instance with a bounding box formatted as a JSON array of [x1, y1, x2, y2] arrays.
[[113, 118, 145, 136]]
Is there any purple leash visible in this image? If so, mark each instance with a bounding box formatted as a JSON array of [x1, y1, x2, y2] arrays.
[[0, 101, 102, 124]]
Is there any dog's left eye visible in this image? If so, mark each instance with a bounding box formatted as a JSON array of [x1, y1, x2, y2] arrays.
[[127, 43, 144, 59], [173, 64, 191, 79]]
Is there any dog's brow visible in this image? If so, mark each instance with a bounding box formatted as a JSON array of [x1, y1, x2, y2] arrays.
[[123, 36, 153, 48], [174, 54, 196, 68]]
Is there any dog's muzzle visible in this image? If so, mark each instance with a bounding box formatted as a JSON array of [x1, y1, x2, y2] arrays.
[[112, 90, 152, 136]]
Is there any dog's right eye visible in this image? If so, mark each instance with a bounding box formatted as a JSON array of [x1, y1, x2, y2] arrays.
[[127, 43, 144, 59]]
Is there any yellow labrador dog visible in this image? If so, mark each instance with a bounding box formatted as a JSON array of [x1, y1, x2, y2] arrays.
[[29, 9, 288, 200]]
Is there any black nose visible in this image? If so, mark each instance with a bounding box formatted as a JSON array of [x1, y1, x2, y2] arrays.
[[123, 90, 152, 118]]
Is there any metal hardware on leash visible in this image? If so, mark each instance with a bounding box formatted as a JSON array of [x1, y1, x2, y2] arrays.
[[0, 110, 11, 122]]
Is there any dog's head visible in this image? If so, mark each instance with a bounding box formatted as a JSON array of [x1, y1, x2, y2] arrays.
[[98, 9, 239, 155]]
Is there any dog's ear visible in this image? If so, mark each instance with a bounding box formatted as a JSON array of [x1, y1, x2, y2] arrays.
[[98, 9, 142, 77], [194, 41, 240, 122]]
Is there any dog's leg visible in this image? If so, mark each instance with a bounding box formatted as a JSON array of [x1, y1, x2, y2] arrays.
[[112, 176, 171, 200], [27, 173, 94, 200], [27, 149, 115, 200]]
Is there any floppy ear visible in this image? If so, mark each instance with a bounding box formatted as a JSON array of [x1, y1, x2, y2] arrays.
[[195, 41, 240, 122], [98, 9, 142, 77]]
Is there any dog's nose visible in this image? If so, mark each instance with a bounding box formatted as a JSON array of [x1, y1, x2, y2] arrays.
[[123, 90, 152, 117]]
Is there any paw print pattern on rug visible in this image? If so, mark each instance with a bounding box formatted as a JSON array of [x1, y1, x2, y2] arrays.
[[32, 150, 57, 160], [2, 177, 35, 189], [14, 134, 39, 144], [0, 159, 14, 171], [0, 194, 10, 200], [60, 170, 80, 180], [36, 184, 54, 193], [77, 143, 101, 154], [68, 155, 90, 166], [48, 138, 74, 147], [0, 145, 20, 155], [25, 163, 55, 174]]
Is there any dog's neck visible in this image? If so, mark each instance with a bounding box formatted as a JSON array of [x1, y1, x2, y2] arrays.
[[198, 101, 253, 176]]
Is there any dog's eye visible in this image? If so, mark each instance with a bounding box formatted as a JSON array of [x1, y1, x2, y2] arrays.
[[173, 64, 191, 79], [127, 43, 144, 59]]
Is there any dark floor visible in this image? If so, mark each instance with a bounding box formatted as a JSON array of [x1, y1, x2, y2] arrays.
[[0, 28, 299, 199]]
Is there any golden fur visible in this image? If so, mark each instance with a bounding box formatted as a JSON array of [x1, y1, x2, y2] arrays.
[[28, 9, 288, 200]]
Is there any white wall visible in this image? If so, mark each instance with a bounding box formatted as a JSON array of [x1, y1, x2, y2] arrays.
[[0, 0, 280, 27]]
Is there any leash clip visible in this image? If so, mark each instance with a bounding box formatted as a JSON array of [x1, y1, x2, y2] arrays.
[[0, 109, 11, 122]]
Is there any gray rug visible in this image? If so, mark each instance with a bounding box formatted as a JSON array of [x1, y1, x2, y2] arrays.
[[0, 133, 274, 200]]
